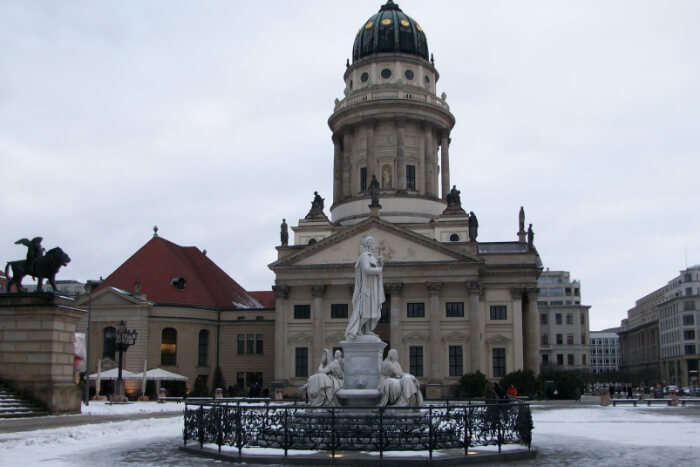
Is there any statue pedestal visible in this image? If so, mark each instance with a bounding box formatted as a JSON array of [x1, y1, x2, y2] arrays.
[[337, 335, 386, 407]]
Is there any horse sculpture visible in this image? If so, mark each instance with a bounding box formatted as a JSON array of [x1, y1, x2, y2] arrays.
[[5, 247, 71, 293]]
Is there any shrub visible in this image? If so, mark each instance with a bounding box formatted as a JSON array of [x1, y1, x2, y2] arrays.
[[501, 369, 537, 397], [457, 371, 487, 399]]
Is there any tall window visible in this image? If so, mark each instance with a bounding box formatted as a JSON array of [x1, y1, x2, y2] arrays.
[[198, 330, 209, 367], [237, 335, 245, 354], [540, 313, 548, 325], [582, 354, 587, 365], [683, 314, 695, 325], [407, 302, 425, 318], [556, 354, 563, 365], [567, 335, 574, 345], [490, 305, 507, 320], [555, 313, 562, 325], [256, 334, 264, 354], [492, 348, 506, 377], [380, 294, 390, 322], [446, 302, 464, 317], [295, 347, 308, 377], [331, 303, 349, 319], [580, 313, 586, 325], [448, 345, 463, 377], [406, 165, 416, 190], [556, 334, 563, 345], [103, 327, 116, 360], [566, 313, 573, 325], [567, 354, 575, 365], [294, 304, 311, 319], [541, 334, 549, 345], [161, 328, 177, 366], [247, 334, 254, 354], [360, 167, 368, 192], [409, 346, 424, 377]]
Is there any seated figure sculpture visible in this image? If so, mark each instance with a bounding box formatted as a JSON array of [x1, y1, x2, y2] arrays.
[[305, 348, 344, 406], [378, 349, 423, 407]]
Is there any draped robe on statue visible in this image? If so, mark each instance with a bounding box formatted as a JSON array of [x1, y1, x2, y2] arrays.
[[345, 249, 385, 339]]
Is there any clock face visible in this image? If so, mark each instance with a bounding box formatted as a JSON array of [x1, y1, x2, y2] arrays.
[[381, 68, 392, 79], [405, 70, 414, 80]]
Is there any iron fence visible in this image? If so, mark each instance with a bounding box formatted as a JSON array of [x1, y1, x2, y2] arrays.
[[183, 400, 533, 460]]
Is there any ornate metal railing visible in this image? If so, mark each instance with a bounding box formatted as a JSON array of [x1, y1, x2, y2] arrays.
[[183, 401, 533, 461]]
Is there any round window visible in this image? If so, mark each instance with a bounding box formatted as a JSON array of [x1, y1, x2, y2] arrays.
[[424, 75, 430, 84], [349, 80, 353, 89], [361, 72, 369, 83], [450, 233, 460, 242], [381, 68, 392, 79], [405, 70, 414, 80]]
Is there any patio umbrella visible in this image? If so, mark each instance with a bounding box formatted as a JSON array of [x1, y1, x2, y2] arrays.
[[87, 367, 140, 380]]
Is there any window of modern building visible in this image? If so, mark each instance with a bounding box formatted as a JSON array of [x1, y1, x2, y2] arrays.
[[295, 347, 308, 377], [567, 335, 574, 345], [492, 348, 506, 377], [256, 334, 264, 354], [565, 287, 572, 296], [580, 313, 586, 325], [103, 326, 116, 360], [407, 302, 425, 318], [446, 302, 464, 317], [574, 288, 580, 296], [198, 329, 209, 367], [409, 346, 424, 377], [685, 344, 697, 355], [582, 354, 587, 365], [556, 334, 563, 345], [540, 313, 548, 324], [686, 287, 693, 296], [555, 313, 562, 325], [331, 303, 349, 319], [567, 354, 574, 365], [542, 334, 549, 345], [542, 354, 549, 364], [247, 334, 255, 354], [448, 345, 463, 377], [294, 304, 311, 319], [360, 167, 367, 192], [556, 354, 564, 365], [566, 313, 573, 325], [683, 314, 695, 326], [406, 165, 416, 190], [684, 330, 696, 340], [581, 334, 586, 345], [237, 335, 245, 354], [684, 301, 696, 311], [538, 301, 548, 307], [490, 305, 507, 320], [550, 301, 564, 306], [161, 328, 177, 366]]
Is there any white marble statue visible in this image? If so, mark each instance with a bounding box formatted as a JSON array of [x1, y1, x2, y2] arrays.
[[345, 236, 385, 340], [305, 348, 344, 406], [378, 349, 423, 407]]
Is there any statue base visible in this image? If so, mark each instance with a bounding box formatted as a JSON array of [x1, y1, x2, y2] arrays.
[[338, 335, 385, 407]]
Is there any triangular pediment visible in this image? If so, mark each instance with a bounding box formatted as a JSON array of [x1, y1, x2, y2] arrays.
[[74, 287, 152, 307], [271, 217, 480, 268]]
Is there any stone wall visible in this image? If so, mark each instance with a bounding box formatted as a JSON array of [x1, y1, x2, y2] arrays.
[[0, 293, 84, 413]]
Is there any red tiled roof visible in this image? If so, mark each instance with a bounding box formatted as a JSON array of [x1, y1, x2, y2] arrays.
[[96, 236, 262, 309], [249, 291, 275, 309]]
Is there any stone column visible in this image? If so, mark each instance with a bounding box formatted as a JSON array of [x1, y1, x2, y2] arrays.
[[367, 119, 377, 182], [426, 282, 443, 382], [272, 285, 290, 382], [424, 126, 434, 197], [418, 124, 426, 194], [386, 282, 403, 361], [311, 285, 326, 370], [396, 119, 406, 191], [440, 134, 450, 200], [333, 135, 342, 204], [466, 281, 481, 373], [525, 288, 540, 374], [511, 288, 524, 371], [342, 131, 353, 197]]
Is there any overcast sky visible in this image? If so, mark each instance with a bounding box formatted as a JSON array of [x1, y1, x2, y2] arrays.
[[2, 1, 698, 331]]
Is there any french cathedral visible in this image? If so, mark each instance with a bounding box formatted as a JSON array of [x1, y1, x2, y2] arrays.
[[270, 0, 542, 398]]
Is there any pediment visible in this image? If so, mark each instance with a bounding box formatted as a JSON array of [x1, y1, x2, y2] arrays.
[[288, 331, 313, 345], [75, 287, 151, 307], [271, 217, 479, 268]]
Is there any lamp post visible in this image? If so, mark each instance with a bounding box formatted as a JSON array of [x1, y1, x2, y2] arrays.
[[106, 320, 137, 402], [83, 279, 101, 405]]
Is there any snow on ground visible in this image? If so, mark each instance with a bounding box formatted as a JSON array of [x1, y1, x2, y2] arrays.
[[0, 404, 699, 466], [80, 401, 185, 416]]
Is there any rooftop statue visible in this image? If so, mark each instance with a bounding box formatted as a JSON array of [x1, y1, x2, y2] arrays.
[[378, 349, 423, 407], [280, 219, 289, 246], [468, 211, 479, 242], [527, 224, 535, 249], [5, 237, 70, 293], [368, 175, 381, 208], [446, 185, 461, 208], [304, 348, 344, 406], [305, 191, 326, 219], [345, 236, 384, 340], [519, 206, 525, 233]]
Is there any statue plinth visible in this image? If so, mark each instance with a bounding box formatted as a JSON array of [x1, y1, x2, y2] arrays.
[[337, 336, 386, 407]]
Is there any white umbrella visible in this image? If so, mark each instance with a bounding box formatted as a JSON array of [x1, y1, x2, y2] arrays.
[[134, 368, 189, 381], [87, 367, 140, 380]]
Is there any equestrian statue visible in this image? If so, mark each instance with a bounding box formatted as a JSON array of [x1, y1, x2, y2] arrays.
[[5, 237, 71, 293]]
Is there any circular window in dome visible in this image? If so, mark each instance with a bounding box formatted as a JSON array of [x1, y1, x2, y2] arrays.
[[365, 21, 374, 30], [424, 75, 430, 84], [405, 70, 414, 80], [381, 18, 392, 26], [450, 234, 460, 242], [416, 23, 423, 32], [361, 72, 369, 82], [400, 19, 410, 27], [381, 68, 392, 79]]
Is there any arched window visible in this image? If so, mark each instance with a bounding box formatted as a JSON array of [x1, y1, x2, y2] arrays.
[[161, 328, 177, 366], [198, 330, 209, 367], [103, 327, 116, 360]]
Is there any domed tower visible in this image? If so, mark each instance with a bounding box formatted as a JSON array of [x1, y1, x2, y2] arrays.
[[329, 0, 455, 225]]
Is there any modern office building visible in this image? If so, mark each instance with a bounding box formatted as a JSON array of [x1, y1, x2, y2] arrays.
[[537, 270, 590, 371], [589, 329, 620, 375]]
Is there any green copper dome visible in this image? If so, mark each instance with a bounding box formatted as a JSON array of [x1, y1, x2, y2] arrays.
[[352, 1, 429, 63]]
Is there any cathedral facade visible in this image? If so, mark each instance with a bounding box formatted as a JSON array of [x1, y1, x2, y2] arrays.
[[270, 1, 543, 398]]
